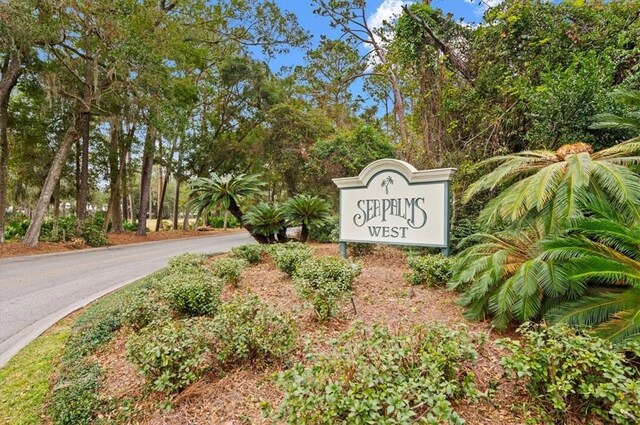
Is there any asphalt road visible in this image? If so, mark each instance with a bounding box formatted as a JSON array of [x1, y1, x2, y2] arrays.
[[0, 231, 254, 367]]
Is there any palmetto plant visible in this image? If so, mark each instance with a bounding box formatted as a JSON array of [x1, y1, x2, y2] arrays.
[[283, 194, 331, 243], [463, 140, 640, 230], [188, 173, 267, 243], [542, 211, 640, 343], [243, 203, 287, 244]]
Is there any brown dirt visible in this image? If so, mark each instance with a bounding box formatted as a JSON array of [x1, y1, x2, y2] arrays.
[[90, 244, 528, 425], [0, 228, 245, 259]]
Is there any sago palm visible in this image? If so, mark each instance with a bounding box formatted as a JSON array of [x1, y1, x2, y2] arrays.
[[590, 88, 640, 136], [542, 212, 640, 343], [450, 221, 583, 329], [463, 140, 640, 229], [243, 202, 287, 244], [189, 173, 267, 243], [284, 194, 331, 243]]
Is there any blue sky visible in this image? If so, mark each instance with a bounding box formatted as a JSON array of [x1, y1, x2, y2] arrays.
[[267, 0, 498, 72]]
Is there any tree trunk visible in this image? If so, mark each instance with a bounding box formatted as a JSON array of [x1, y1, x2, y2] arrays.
[[121, 126, 134, 223], [182, 204, 190, 230], [136, 127, 155, 236], [77, 111, 90, 221], [300, 223, 309, 243], [105, 118, 122, 232], [52, 181, 60, 239], [0, 52, 23, 243], [155, 169, 169, 231], [227, 197, 269, 244], [23, 115, 79, 247], [172, 179, 180, 230]]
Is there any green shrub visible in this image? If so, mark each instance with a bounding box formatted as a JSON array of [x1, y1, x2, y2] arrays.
[[161, 271, 222, 317], [80, 222, 108, 247], [126, 320, 209, 395], [268, 242, 314, 276], [308, 215, 339, 243], [211, 257, 248, 287], [405, 254, 454, 286], [167, 253, 210, 269], [499, 323, 640, 424], [211, 296, 296, 365], [293, 256, 361, 321], [231, 244, 264, 265], [122, 220, 137, 232], [4, 218, 30, 240], [207, 214, 241, 228], [450, 218, 481, 254], [122, 290, 170, 331], [273, 324, 479, 424]]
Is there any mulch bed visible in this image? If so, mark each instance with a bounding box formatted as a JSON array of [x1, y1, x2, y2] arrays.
[[89, 244, 527, 425], [0, 228, 245, 259]]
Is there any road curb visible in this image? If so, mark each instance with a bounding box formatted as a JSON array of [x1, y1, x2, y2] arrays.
[[0, 230, 249, 264], [0, 274, 149, 368]]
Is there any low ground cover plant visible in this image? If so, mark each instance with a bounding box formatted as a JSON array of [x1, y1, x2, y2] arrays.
[[211, 257, 248, 287], [231, 243, 264, 264], [405, 254, 454, 286], [211, 295, 296, 365], [499, 323, 640, 424], [126, 319, 210, 396], [273, 324, 480, 424], [48, 275, 158, 424], [293, 256, 361, 321], [268, 242, 314, 276]]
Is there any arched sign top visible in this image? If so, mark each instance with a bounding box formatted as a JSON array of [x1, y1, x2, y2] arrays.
[[333, 158, 456, 189], [333, 159, 456, 253]]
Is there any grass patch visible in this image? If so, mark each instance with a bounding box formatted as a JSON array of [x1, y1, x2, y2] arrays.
[[0, 318, 73, 425]]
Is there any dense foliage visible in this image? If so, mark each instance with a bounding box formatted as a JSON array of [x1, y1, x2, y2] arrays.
[[293, 256, 361, 321], [405, 254, 454, 287], [273, 324, 480, 424], [499, 323, 640, 424]]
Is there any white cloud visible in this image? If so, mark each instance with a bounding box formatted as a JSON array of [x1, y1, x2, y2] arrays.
[[368, 0, 409, 31]]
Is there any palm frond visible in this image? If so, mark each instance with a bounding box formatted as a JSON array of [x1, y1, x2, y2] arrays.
[[546, 288, 640, 343]]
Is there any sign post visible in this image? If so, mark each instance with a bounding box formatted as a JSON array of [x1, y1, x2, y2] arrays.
[[333, 159, 455, 257]]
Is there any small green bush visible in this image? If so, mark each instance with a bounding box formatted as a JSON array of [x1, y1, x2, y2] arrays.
[[499, 323, 640, 424], [293, 256, 361, 321], [308, 215, 339, 243], [273, 324, 479, 424], [122, 290, 170, 331], [207, 214, 241, 228], [126, 320, 209, 395], [211, 257, 248, 287], [450, 218, 481, 254], [211, 296, 296, 365], [268, 242, 314, 276], [80, 222, 108, 247], [231, 244, 264, 264], [161, 271, 222, 317], [122, 220, 137, 232], [405, 254, 454, 286], [167, 253, 210, 269]]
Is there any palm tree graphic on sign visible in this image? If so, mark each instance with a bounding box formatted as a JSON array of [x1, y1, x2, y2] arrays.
[[381, 176, 394, 195]]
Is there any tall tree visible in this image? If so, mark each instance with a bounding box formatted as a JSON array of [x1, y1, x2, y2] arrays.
[[313, 0, 410, 145]]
